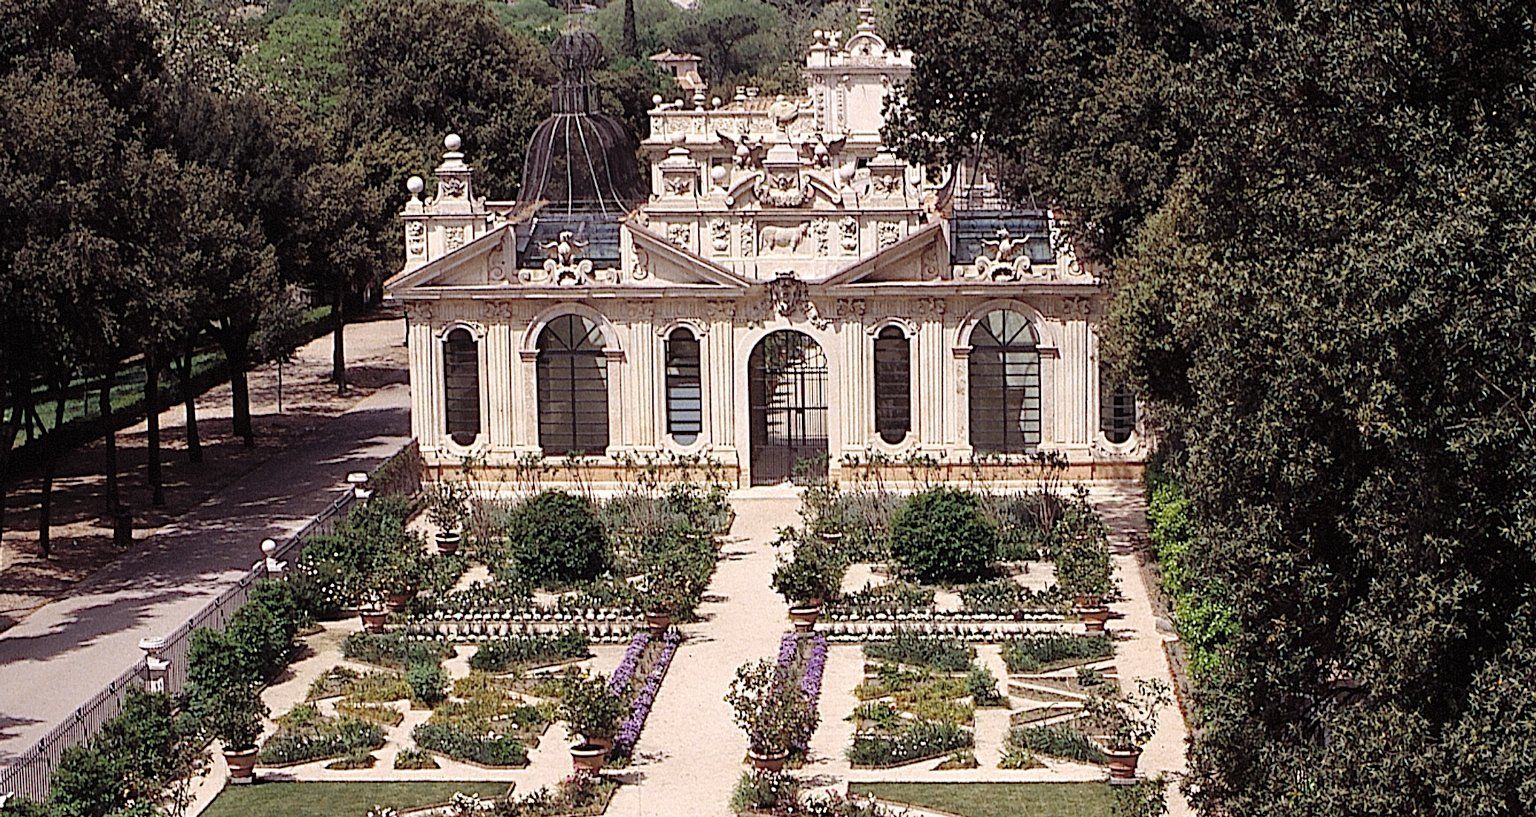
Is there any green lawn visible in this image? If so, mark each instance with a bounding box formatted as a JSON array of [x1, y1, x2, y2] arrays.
[[201, 781, 511, 817], [850, 782, 1115, 817]]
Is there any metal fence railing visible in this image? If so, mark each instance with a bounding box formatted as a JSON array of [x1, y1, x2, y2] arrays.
[[0, 442, 417, 804]]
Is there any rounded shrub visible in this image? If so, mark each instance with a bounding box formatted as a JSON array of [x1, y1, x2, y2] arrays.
[[888, 487, 998, 583], [406, 662, 447, 706], [503, 491, 609, 585]]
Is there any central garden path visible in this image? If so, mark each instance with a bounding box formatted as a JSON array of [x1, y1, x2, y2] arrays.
[[605, 492, 797, 817]]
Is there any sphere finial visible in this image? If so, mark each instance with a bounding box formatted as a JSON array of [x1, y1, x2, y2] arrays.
[[406, 176, 425, 195], [444, 133, 462, 152]]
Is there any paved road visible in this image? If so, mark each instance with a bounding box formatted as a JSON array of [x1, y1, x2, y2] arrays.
[[0, 384, 409, 765]]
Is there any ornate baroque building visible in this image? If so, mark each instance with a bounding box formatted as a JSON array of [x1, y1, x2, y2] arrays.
[[384, 9, 1145, 485]]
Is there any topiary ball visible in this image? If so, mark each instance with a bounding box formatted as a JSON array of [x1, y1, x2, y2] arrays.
[[888, 487, 998, 584], [503, 490, 609, 585]]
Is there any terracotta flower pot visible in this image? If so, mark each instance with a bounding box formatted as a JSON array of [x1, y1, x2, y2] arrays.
[[570, 741, 610, 772], [1074, 593, 1103, 609], [747, 749, 789, 772], [584, 733, 614, 752], [788, 605, 822, 633], [224, 747, 258, 784], [385, 590, 416, 612], [1080, 606, 1111, 635], [644, 610, 673, 635], [435, 530, 462, 555], [359, 608, 388, 633], [1104, 746, 1142, 784]]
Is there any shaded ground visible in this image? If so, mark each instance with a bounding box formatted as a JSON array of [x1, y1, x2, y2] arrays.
[[0, 308, 408, 631]]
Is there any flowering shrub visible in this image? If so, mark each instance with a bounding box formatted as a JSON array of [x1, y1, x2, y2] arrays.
[[959, 578, 1064, 616], [487, 769, 616, 816], [846, 719, 972, 767], [774, 632, 828, 751], [770, 529, 846, 606], [258, 712, 385, 765], [557, 670, 626, 742], [726, 658, 819, 757], [611, 628, 681, 757]]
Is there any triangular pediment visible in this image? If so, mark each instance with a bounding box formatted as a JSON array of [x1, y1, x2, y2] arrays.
[[385, 225, 517, 294], [623, 221, 754, 290], [821, 220, 948, 286]]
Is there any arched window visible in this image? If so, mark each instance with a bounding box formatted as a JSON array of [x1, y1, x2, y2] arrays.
[[443, 327, 480, 446], [536, 314, 609, 456], [873, 325, 910, 444], [665, 328, 703, 445], [1100, 372, 1136, 444], [969, 309, 1041, 453]]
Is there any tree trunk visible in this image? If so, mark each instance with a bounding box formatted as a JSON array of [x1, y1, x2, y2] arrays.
[[176, 345, 202, 463], [230, 362, 253, 448], [145, 349, 164, 507], [100, 380, 125, 545], [38, 391, 66, 559], [332, 288, 347, 395], [622, 0, 638, 58], [0, 401, 21, 542]]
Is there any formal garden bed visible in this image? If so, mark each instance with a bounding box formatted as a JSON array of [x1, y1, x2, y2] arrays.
[[772, 474, 1117, 643]]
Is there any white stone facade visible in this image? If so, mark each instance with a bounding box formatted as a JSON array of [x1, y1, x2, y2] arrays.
[[384, 9, 1146, 485]]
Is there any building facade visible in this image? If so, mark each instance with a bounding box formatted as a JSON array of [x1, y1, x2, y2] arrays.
[[384, 9, 1145, 486]]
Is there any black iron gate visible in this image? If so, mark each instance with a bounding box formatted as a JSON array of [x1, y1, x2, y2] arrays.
[[748, 330, 829, 485]]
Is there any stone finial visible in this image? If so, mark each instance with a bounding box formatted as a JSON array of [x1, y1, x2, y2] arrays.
[[444, 133, 463, 153]]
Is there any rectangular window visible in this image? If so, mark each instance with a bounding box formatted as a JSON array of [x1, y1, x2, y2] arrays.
[[666, 330, 703, 445]]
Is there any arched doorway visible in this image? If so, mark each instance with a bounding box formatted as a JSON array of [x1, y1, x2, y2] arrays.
[[748, 330, 829, 485]]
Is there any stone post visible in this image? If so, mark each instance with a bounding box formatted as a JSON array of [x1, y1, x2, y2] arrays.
[[139, 636, 169, 694]]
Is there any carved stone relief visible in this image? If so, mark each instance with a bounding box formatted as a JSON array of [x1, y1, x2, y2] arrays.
[[709, 219, 730, 253], [964, 228, 1046, 282], [404, 301, 434, 323], [759, 222, 810, 255], [839, 216, 859, 252], [444, 225, 466, 251], [666, 222, 691, 249], [405, 221, 426, 256], [877, 221, 900, 250], [440, 177, 466, 198], [740, 220, 757, 257], [810, 220, 831, 256], [750, 272, 826, 328]]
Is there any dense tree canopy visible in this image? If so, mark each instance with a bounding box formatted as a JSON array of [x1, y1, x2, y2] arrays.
[[888, 1, 1536, 814]]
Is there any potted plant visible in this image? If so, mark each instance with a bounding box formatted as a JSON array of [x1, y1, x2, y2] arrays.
[[359, 590, 388, 633], [378, 546, 426, 612], [1080, 605, 1112, 635], [771, 534, 844, 632], [1085, 678, 1172, 785], [641, 560, 690, 635], [1058, 530, 1113, 608], [559, 671, 626, 770], [427, 480, 469, 555], [725, 660, 818, 772], [208, 683, 268, 784]]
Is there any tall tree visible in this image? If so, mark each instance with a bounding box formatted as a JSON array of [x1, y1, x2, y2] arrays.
[[339, 0, 551, 194], [887, 1, 1536, 814], [622, 0, 639, 58]]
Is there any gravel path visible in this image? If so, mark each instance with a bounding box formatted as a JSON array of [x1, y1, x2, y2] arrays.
[[604, 495, 797, 817]]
